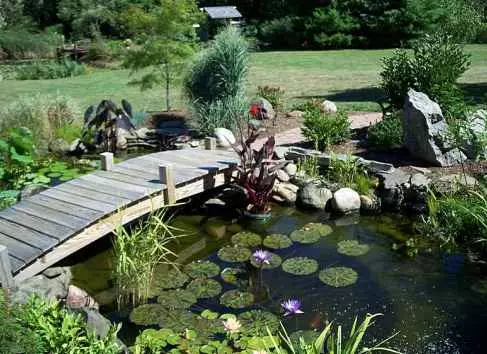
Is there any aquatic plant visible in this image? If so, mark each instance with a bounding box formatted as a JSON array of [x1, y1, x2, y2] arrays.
[[337, 240, 370, 257], [290, 223, 333, 244], [250, 251, 282, 270], [150, 268, 189, 295], [223, 317, 242, 334], [289, 330, 320, 347], [112, 209, 184, 307], [263, 234, 293, 249], [238, 310, 280, 337], [220, 267, 248, 287], [187, 278, 223, 299], [129, 303, 167, 326], [132, 328, 179, 352], [231, 231, 263, 248], [217, 245, 252, 263], [282, 257, 319, 276], [184, 260, 220, 279], [252, 249, 271, 265], [319, 267, 358, 288], [281, 299, 304, 316], [157, 289, 198, 309], [220, 290, 255, 309]]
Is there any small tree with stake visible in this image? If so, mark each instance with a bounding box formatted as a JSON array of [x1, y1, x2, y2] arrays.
[[124, 0, 203, 111]]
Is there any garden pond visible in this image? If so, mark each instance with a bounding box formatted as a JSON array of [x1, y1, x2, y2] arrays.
[[69, 205, 487, 353]]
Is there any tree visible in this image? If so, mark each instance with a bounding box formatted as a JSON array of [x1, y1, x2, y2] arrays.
[[124, 0, 203, 111], [0, 0, 25, 29]]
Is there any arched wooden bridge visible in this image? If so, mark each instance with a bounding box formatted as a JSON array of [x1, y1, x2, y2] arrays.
[[0, 145, 238, 288]]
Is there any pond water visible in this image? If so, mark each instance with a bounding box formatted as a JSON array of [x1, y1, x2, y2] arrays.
[[70, 206, 487, 353]]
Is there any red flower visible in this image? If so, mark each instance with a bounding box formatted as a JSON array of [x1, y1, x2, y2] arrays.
[[249, 104, 260, 117]]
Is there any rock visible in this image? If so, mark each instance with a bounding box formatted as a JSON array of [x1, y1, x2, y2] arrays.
[[66, 285, 98, 310], [43, 267, 71, 279], [204, 198, 226, 207], [286, 110, 304, 119], [322, 100, 337, 114], [274, 181, 299, 203], [403, 90, 465, 166], [272, 194, 286, 203], [189, 140, 200, 148], [135, 127, 152, 139], [251, 98, 276, 120], [433, 173, 478, 194], [204, 218, 227, 238], [48, 138, 70, 155], [20, 184, 47, 200], [331, 188, 361, 213], [69, 138, 88, 155], [276, 169, 290, 182], [227, 223, 243, 234], [334, 213, 360, 226], [284, 163, 297, 177], [214, 127, 236, 147], [274, 146, 289, 160], [12, 267, 71, 304], [297, 182, 333, 209], [470, 109, 487, 134], [360, 195, 375, 211], [82, 308, 112, 338], [94, 288, 118, 307]]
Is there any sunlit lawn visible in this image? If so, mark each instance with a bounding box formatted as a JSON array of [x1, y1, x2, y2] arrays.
[[0, 45, 486, 113]]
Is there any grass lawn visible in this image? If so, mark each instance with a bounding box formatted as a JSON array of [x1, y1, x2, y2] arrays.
[[0, 45, 486, 113]]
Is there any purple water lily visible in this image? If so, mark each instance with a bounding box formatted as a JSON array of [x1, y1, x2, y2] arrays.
[[281, 299, 304, 316], [253, 249, 271, 265]]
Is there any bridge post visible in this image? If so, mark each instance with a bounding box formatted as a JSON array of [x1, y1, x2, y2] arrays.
[[100, 152, 114, 171], [205, 137, 216, 150], [159, 165, 176, 204], [0, 245, 14, 289]]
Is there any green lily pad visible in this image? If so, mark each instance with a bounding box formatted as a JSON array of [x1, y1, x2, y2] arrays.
[[220, 290, 254, 309], [157, 289, 198, 309], [282, 257, 318, 276], [184, 260, 220, 278], [217, 245, 251, 263], [129, 303, 167, 326], [319, 267, 358, 288], [290, 330, 320, 347], [290, 223, 333, 244], [250, 252, 282, 269], [187, 278, 222, 299], [150, 268, 189, 295], [231, 231, 262, 248], [263, 234, 293, 249], [157, 310, 223, 335], [220, 267, 248, 286], [337, 240, 370, 256], [238, 310, 280, 336]]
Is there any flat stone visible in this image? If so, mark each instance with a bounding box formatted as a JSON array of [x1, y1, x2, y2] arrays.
[[284, 163, 297, 176]]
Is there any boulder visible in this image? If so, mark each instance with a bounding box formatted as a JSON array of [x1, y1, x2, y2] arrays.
[[274, 181, 299, 203], [297, 182, 333, 209], [69, 138, 88, 155], [286, 110, 304, 119], [284, 163, 297, 177], [251, 98, 276, 120], [12, 267, 71, 304], [66, 285, 99, 310], [360, 195, 377, 213], [276, 169, 290, 182], [331, 188, 361, 213], [48, 138, 70, 155], [433, 173, 478, 194], [322, 100, 338, 114], [403, 90, 466, 166], [20, 184, 47, 200], [214, 127, 236, 147], [204, 218, 227, 238]]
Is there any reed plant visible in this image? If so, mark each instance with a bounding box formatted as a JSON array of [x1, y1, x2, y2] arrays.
[[112, 208, 185, 308], [296, 155, 320, 179]]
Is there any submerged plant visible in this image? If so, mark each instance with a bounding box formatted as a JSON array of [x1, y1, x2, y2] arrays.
[[187, 278, 223, 299], [282, 257, 319, 276], [263, 234, 293, 249], [220, 290, 255, 309], [231, 231, 263, 247], [337, 240, 370, 257], [319, 267, 358, 288], [290, 223, 333, 244], [184, 260, 220, 279], [217, 245, 252, 263]]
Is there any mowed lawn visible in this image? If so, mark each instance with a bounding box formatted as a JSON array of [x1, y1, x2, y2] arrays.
[[1, 45, 486, 113]]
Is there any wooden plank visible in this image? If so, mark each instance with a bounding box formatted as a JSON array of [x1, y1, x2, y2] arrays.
[[29, 194, 104, 220], [0, 209, 74, 241], [55, 183, 132, 207], [8, 256, 25, 274], [0, 219, 58, 251], [11, 202, 90, 230], [159, 165, 176, 204], [92, 170, 162, 191], [66, 178, 143, 200], [205, 137, 216, 150], [0, 245, 14, 288], [79, 174, 153, 197], [111, 164, 160, 181], [41, 188, 119, 212], [0, 232, 42, 263], [175, 171, 227, 200]]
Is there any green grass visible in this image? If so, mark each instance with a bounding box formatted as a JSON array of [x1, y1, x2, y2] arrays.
[[1, 45, 486, 113]]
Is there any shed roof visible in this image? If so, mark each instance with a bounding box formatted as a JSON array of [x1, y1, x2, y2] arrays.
[[201, 6, 242, 19]]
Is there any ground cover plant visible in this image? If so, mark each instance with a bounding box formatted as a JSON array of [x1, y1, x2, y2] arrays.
[[302, 107, 350, 151], [15, 59, 87, 80]]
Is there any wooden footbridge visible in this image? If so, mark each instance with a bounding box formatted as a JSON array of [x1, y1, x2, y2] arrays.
[[0, 141, 238, 288]]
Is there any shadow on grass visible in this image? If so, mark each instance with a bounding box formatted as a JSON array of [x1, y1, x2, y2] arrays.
[[461, 82, 487, 102], [294, 86, 385, 103]]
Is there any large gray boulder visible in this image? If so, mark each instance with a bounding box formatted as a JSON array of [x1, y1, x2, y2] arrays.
[[403, 89, 466, 166], [331, 188, 361, 213], [274, 181, 299, 203], [297, 182, 333, 209]]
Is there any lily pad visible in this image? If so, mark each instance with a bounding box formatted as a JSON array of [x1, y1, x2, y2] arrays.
[[231, 231, 262, 247], [129, 303, 166, 326], [290, 223, 332, 244], [217, 245, 251, 263], [337, 240, 370, 256], [263, 234, 293, 249], [187, 278, 222, 299], [250, 252, 282, 269], [220, 267, 248, 286], [238, 310, 280, 336], [282, 257, 318, 275], [319, 267, 358, 288], [220, 290, 254, 309], [184, 260, 220, 278], [157, 289, 198, 309], [150, 268, 189, 295], [290, 330, 319, 347], [157, 310, 223, 335]]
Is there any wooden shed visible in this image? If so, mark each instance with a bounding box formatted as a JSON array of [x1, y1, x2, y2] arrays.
[[199, 6, 243, 39]]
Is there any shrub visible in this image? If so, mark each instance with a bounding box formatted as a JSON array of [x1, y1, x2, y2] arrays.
[[367, 113, 403, 151], [185, 26, 249, 134], [15, 60, 87, 80], [0, 94, 82, 147], [0, 30, 60, 60], [380, 50, 415, 108], [301, 108, 350, 151], [258, 16, 305, 49]]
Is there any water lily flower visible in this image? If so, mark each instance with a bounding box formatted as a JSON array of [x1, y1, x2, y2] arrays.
[[223, 317, 242, 333], [281, 299, 304, 316], [253, 249, 271, 265]]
